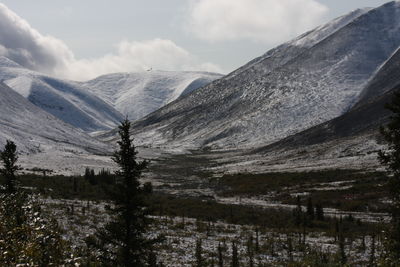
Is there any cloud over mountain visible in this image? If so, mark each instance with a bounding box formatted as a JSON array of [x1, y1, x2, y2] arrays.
[[187, 0, 328, 44], [0, 3, 222, 81]]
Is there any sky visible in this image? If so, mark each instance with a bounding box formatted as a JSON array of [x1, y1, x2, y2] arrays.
[[0, 0, 392, 81]]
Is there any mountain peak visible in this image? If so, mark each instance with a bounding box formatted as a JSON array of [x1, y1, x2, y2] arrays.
[[0, 56, 22, 68]]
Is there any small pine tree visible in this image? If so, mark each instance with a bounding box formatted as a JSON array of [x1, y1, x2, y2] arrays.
[[195, 239, 204, 267], [369, 234, 376, 266], [294, 196, 302, 226], [218, 242, 224, 267], [306, 197, 314, 220], [231, 242, 239, 267], [87, 119, 155, 266], [338, 232, 346, 265], [0, 140, 20, 193], [315, 202, 324, 221], [286, 234, 293, 262], [73, 177, 78, 193], [255, 228, 260, 252], [247, 235, 254, 267], [148, 250, 157, 267]]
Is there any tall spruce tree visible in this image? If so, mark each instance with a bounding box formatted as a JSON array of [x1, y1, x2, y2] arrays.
[[88, 119, 154, 266], [379, 91, 400, 263], [0, 140, 20, 193]]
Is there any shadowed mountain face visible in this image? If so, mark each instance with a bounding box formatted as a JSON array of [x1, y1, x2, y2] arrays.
[[130, 2, 400, 151], [0, 57, 124, 132], [355, 48, 400, 108], [0, 82, 111, 154], [255, 43, 400, 156]]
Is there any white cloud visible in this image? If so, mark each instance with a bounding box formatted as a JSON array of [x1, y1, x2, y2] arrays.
[[55, 39, 224, 81], [187, 0, 329, 44], [0, 4, 222, 81]]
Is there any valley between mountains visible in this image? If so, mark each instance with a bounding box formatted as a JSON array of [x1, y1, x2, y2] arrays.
[[1, 2, 400, 265], [1, 1, 400, 200]]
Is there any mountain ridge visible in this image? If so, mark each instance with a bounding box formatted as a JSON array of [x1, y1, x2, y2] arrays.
[[128, 2, 400, 153]]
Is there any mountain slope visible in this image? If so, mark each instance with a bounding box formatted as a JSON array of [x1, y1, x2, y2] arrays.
[[355, 47, 400, 108], [0, 57, 124, 132], [243, 44, 400, 171], [129, 1, 400, 151], [0, 81, 111, 154], [265, 43, 400, 152], [84, 71, 222, 121]]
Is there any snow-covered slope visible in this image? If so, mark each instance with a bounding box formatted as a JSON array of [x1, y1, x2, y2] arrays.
[[0, 57, 124, 132], [129, 1, 400, 151], [84, 71, 222, 121], [355, 47, 400, 108], [239, 40, 400, 172], [0, 81, 111, 155]]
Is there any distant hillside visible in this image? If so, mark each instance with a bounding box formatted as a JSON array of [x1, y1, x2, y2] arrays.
[[84, 71, 222, 122]]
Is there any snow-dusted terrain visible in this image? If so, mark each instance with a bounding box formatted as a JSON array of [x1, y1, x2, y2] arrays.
[[129, 1, 400, 152], [85, 71, 222, 121], [0, 81, 113, 170], [2, 2, 400, 174], [0, 56, 221, 132], [0, 57, 124, 132], [0, 57, 220, 172]]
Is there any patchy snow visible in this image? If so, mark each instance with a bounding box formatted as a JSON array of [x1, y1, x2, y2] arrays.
[[42, 198, 385, 266]]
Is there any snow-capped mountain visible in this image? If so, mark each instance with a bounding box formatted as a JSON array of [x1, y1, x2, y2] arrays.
[[0, 56, 221, 132], [0, 56, 220, 172], [0, 81, 111, 154], [84, 71, 222, 122], [0, 57, 124, 132], [236, 39, 400, 172], [129, 1, 400, 151]]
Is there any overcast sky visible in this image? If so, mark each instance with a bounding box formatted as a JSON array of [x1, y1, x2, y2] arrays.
[[0, 0, 392, 80]]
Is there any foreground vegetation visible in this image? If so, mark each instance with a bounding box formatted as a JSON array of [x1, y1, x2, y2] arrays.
[[0, 168, 391, 266]]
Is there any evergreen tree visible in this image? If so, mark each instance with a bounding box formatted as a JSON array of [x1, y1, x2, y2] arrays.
[[315, 202, 324, 221], [0, 140, 20, 193], [255, 228, 260, 252], [378, 91, 400, 263], [87, 119, 155, 266], [294, 196, 302, 226], [369, 234, 376, 266], [0, 141, 76, 265], [231, 242, 239, 267], [306, 197, 314, 220], [247, 235, 254, 267], [0, 193, 76, 265], [147, 250, 157, 267], [218, 242, 224, 267], [338, 232, 346, 265], [195, 238, 205, 267]]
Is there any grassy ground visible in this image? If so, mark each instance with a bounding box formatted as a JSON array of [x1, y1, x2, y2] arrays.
[[215, 170, 388, 213], [0, 172, 384, 236]]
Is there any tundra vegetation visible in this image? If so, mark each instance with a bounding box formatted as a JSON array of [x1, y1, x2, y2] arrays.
[[0, 112, 398, 265]]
